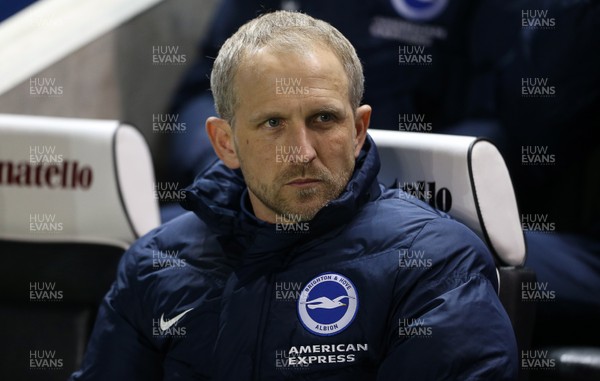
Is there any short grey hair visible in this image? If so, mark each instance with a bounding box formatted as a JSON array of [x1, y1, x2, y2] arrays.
[[210, 10, 365, 123]]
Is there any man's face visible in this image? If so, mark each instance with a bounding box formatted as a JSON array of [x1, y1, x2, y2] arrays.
[[222, 45, 369, 223]]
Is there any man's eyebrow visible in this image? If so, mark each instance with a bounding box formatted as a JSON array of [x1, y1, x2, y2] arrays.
[[248, 110, 284, 124], [247, 103, 346, 124], [312, 104, 344, 115]]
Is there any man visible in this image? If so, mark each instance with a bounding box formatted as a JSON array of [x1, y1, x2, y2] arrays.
[[165, 0, 600, 349], [163, 0, 481, 212], [71, 11, 517, 380]]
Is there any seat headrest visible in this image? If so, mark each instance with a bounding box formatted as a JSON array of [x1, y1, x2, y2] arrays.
[[0, 114, 160, 249], [369, 129, 526, 266]]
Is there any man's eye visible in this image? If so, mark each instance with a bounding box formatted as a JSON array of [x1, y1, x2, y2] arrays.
[[264, 118, 281, 128], [316, 113, 334, 123]]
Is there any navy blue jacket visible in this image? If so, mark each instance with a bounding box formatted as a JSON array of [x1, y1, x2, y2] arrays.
[[71, 136, 517, 380]]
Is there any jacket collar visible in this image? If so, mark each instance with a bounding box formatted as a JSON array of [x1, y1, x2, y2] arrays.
[[181, 134, 381, 254]]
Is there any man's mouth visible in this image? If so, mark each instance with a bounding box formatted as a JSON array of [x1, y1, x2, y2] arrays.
[[286, 178, 322, 187]]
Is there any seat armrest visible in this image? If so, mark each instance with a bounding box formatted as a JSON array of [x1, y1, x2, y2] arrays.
[[369, 129, 526, 266]]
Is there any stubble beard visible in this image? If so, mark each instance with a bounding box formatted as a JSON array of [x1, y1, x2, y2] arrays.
[[244, 161, 354, 222]]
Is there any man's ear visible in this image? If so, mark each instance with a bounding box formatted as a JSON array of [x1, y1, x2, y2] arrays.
[[206, 116, 240, 169], [353, 104, 371, 158]]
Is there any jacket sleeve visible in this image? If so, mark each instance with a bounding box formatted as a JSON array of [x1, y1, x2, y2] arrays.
[[377, 218, 518, 381], [68, 245, 162, 381]]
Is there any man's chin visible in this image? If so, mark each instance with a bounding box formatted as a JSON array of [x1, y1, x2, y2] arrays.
[[279, 198, 328, 222]]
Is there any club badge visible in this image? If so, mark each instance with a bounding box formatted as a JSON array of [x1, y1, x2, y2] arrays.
[[297, 273, 358, 336]]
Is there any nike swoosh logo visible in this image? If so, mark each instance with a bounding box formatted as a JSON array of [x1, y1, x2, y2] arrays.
[[159, 308, 194, 331]]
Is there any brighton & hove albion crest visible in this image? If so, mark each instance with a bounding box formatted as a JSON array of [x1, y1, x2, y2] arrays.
[[298, 273, 358, 336]]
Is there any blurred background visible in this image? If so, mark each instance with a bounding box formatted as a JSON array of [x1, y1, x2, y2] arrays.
[[0, 0, 221, 182]]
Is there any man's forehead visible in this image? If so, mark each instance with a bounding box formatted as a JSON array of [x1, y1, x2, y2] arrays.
[[238, 44, 346, 84], [233, 45, 350, 111]]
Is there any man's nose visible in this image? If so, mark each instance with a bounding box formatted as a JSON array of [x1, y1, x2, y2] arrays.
[[284, 123, 317, 165]]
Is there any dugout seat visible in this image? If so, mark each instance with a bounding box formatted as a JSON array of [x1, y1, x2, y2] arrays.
[[369, 128, 537, 381], [0, 114, 160, 380]]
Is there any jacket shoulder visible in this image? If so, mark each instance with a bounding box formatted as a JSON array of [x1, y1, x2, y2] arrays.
[[357, 188, 497, 282]]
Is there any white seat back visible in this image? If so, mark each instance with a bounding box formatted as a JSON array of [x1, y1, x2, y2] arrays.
[[370, 129, 525, 266], [0, 114, 160, 249]]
